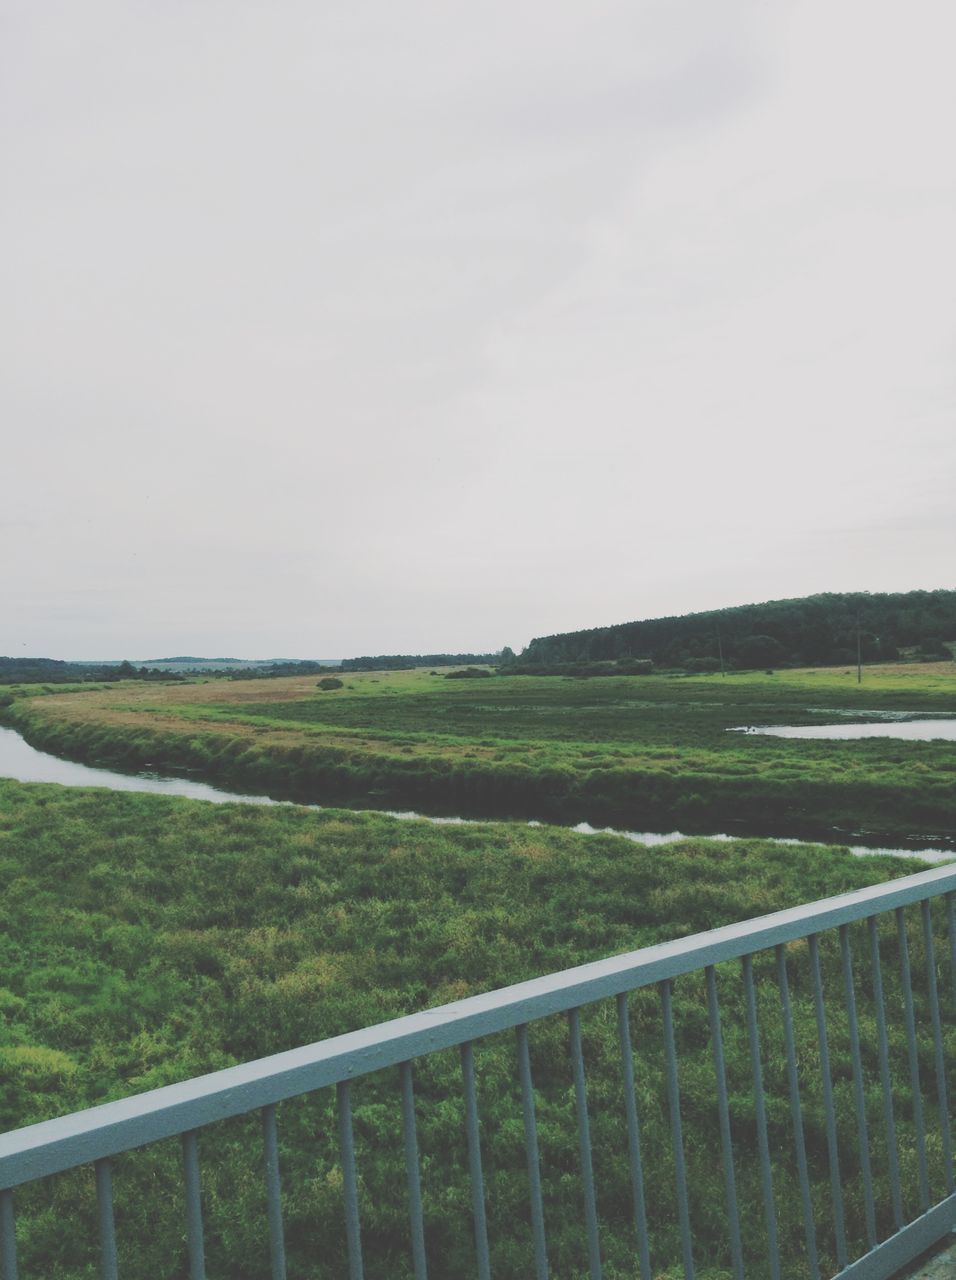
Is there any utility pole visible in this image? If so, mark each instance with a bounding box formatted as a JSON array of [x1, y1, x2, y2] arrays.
[[856, 617, 862, 685], [717, 622, 726, 677]]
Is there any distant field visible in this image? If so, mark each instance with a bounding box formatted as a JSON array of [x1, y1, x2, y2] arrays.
[[3, 663, 956, 839], [1, 779, 948, 1279]]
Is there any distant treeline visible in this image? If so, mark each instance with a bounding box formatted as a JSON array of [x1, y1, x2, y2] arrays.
[[229, 656, 503, 680], [151, 655, 236, 663], [2, 653, 508, 686], [229, 660, 336, 680], [0, 657, 182, 685], [338, 652, 503, 671], [518, 590, 956, 671]]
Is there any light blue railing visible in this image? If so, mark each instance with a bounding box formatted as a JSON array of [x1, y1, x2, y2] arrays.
[[1, 863, 954, 1280]]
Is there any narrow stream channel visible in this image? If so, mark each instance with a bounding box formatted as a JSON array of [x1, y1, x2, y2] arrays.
[[1, 724, 953, 864]]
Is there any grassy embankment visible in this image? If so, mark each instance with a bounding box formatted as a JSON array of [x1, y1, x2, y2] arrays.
[[1, 779, 953, 1279], [3, 664, 956, 839]]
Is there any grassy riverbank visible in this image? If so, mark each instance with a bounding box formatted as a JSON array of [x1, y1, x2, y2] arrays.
[[1, 780, 951, 1278], [3, 663, 956, 839]]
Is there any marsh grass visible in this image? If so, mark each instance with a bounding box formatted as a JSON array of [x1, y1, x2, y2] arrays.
[[4, 665, 956, 839], [1, 781, 952, 1278]]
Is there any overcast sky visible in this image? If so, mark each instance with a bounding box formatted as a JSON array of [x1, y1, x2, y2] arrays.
[[3, 1, 954, 660]]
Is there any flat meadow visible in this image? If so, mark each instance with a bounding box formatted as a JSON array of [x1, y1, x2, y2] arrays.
[[4, 662, 956, 839]]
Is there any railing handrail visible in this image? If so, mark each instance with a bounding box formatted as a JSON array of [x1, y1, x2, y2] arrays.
[[2, 860, 953, 1191]]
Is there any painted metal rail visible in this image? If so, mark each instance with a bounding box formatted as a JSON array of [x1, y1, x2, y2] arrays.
[[1, 863, 954, 1278]]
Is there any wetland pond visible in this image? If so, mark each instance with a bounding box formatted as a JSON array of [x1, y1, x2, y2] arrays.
[[2, 724, 953, 864], [730, 716, 956, 741]]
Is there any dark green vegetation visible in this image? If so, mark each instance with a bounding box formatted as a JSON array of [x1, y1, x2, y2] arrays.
[[520, 589, 956, 670], [6, 664, 955, 841], [222, 672, 956, 838], [339, 652, 504, 672], [0, 659, 343, 684], [229, 660, 346, 680], [229, 658, 503, 682], [0, 658, 182, 685], [2, 780, 952, 1279], [513, 658, 655, 678]]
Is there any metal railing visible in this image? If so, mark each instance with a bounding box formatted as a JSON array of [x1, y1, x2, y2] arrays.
[[1, 863, 954, 1279]]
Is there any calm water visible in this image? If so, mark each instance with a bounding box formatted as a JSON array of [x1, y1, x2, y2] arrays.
[[0, 725, 286, 807], [1, 725, 953, 863], [730, 718, 956, 741]]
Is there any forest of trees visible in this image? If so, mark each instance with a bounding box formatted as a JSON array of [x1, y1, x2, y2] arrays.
[[7, 592, 954, 687], [517, 590, 956, 672], [1, 653, 508, 685], [338, 652, 502, 671], [228, 660, 335, 680], [0, 658, 182, 685]]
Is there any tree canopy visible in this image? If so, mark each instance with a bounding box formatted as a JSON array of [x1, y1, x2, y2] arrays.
[[517, 590, 956, 671]]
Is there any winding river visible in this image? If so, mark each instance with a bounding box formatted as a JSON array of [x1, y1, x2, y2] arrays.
[[2, 724, 953, 865]]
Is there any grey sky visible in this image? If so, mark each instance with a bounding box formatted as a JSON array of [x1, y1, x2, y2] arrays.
[[3, 1, 954, 659]]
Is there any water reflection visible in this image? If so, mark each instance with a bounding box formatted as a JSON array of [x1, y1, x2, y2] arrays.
[[0, 725, 285, 807]]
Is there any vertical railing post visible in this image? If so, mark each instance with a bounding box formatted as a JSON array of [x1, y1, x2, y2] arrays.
[[460, 1042, 491, 1280], [181, 1130, 206, 1280], [95, 1158, 119, 1280], [516, 1023, 549, 1280], [261, 1104, 287, 1280], [0, 1190, 17, 1280], [569, 1008, 602, 1280], [868, 917, 903, 1232], [921, 901, 954, 1192], [808, 933, 847, 1269], [742, 953, 779, 1280], [337, 1080, 365, 1280], [840, 924, 877, 1249], [897, 908, 931, 1212], [775, 945, 819, 1279], [616, 993, 652, 1280], [400, 1061, 428, 1280], [660, 979, 694, 1280], [705, 966, 743, 1280]]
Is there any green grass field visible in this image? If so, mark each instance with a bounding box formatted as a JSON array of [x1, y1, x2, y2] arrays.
[[1, 779, 952, 1279], [3, 666, 955, 1275], [4, 663, 956, 839]]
